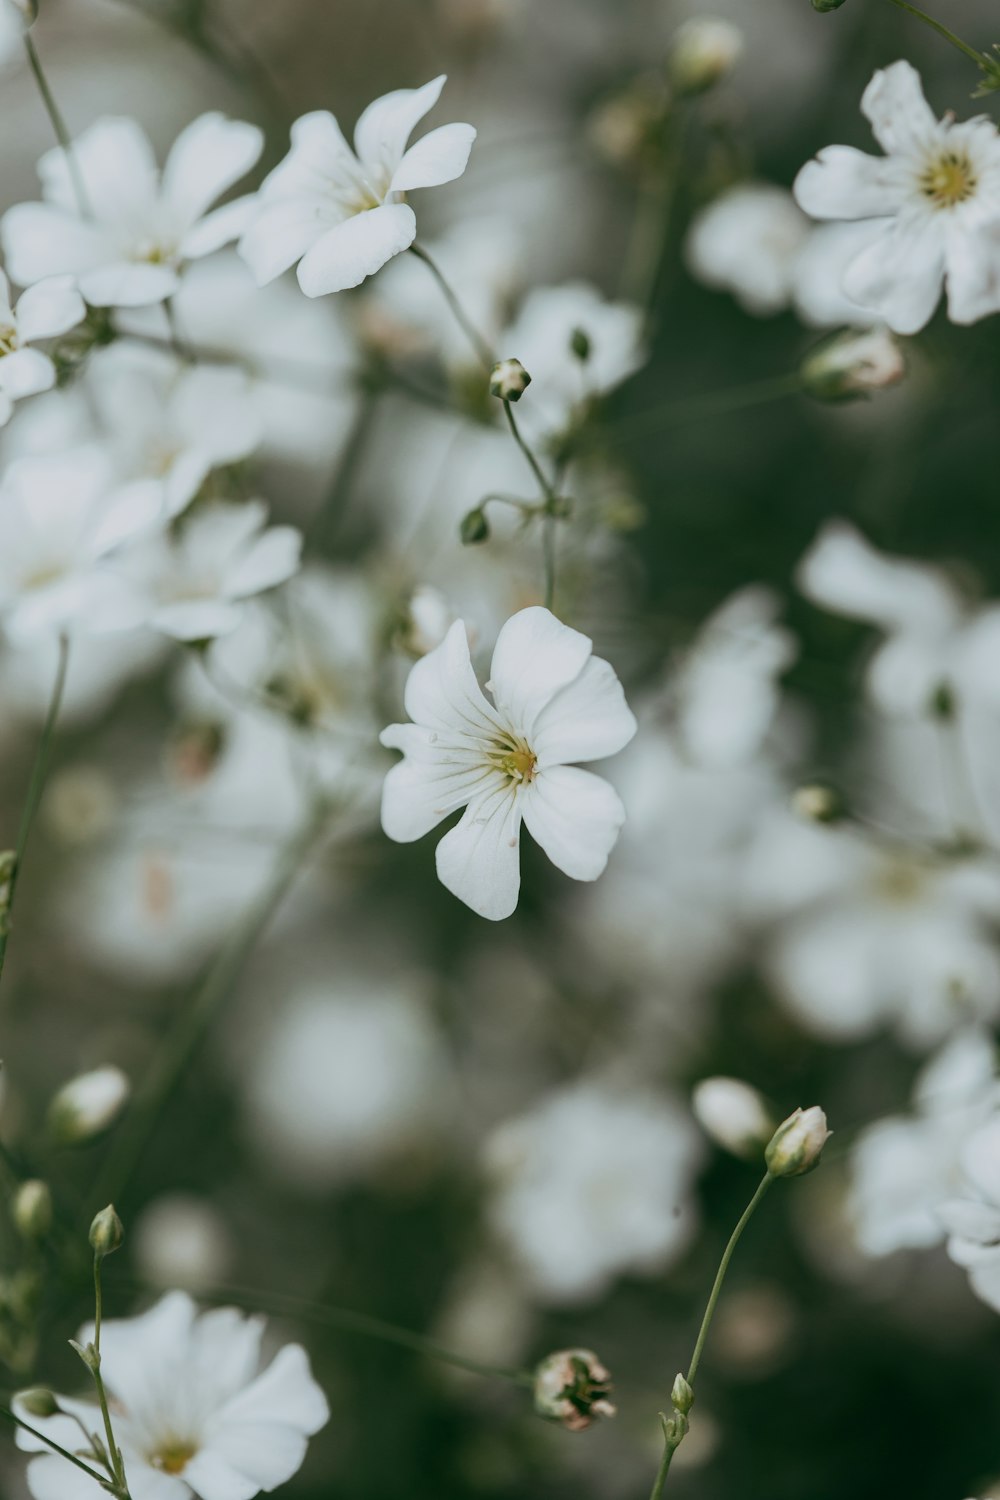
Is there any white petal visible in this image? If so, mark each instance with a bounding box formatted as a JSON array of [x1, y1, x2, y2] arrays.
[[842, 217, 945, 334], [38, 116, 159, 222], [969, 1257, 1000, 1313], [532, 655, 636, 768], [0, 346, 55, 398], [78, 261, 180, 308], [161, 112, 264, 228], [260, 110, 357, 202], [225, 526, 302, 598], [22, 1455, 109, 1500], [860, 59, 938, 156], [216, 1343, 330, 1435], [153, 600, 244, 640], [15, 275, 85, 340], [380, 724, 497, 842], [181, 194, 260, 260], [0, 390, 12, 425], [521, 765, 626, 881], [401, 618, 501, 737], [179, 1450, 258, 1500], [202, 1426, 310, 1494], [488, 606, 592, 739], [296, 203, 416, 296], [238, 198, 329, 285], [793, 146, 901, 221], [354, 75, 447, 180], [961, 1117, 1000, 1207], [796, 519, 960, 634], [435, 784, 522, 919], [939, 1197, 1000, 1246], [944, 220, 1000, 326], [81, 1291, 197, 1396], [389, 122, 476, 194], [1, 202, 110, 285]]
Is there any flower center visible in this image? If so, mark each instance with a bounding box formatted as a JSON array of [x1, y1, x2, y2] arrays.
[[0, 322, 18, 357], [920, 150, 977, 209], [150, 1440, 198, 1475], [491, 738, 537, 785], [874, 858, 926, 906]]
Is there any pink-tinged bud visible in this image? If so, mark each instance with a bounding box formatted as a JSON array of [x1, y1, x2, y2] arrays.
[[765, 1106, 831, 1177], [533, 1348, 616, 1432]]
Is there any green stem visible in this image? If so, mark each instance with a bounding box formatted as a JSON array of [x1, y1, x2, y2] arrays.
[[409, 244, 494, 371], [649, 1173, 774, 1500], [606, 373, 802, 444], [90, 1257, 127, 1493], [0, 634, 70, 991], [87, 801, 330, 1211], [0, 1405, 113, 1490], [883, 0, 988, 68], [22, 37, 90, 215]]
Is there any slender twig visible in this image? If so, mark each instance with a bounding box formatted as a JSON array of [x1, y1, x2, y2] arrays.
[[22, 36, 89, 215], [884, 0, 990, 68], [89, 1258, 127, 1495]]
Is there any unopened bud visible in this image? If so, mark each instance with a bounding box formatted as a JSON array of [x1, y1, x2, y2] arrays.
[[791, 783, 841, 823], [13, 1180, 53, 1241], [669, 18, 743, 94], [765, 1106, 831, 1178], [459, 507, 490, 545], [671, 1373, 694, 1414], [534, 1348, 616, 1432], [570, 327, 592, 362], [89, 1204, 124, 1258], [48, 1065, 130, 1145], [692, 1078, 773, 1159], [15, 1387, 58, 1419], [800, 327, 905, 402], [490, 357, 531, 402]]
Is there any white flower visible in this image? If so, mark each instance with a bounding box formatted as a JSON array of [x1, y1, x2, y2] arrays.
[[2, 113, 264, 308], [131, 499, 302, 641], [48, 1065, 130, 1144], [484, 1079, 704, 1303], [0, 271, 84, 424], [133, 1195, 234, 1294], [239, 75, 476, 297], [939, 1114, 1000, 1312], [13, 1291, 329, 1500], [380, 606, 637, 920], [692, 1077, 773, 1158], [794, 60, 1000, 334], [684, 182, 811, 316], [668, 17, 743, 94]]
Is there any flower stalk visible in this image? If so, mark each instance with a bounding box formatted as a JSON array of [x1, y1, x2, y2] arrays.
[[22, 35, 90, 214], [883, 0, 1000, 92]]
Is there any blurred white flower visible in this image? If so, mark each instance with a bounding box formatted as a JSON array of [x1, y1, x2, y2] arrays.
[[668, 18, 743, 95], [132, 500, 302, 641], [849, 1027, 998, 1255], [2, 113, 264, 308], [794, 60, 1000, 333], [799, 325, 906, 401], [48, 1064, 130, 1144], [399, 584, 461, 657], [14, 1291, 328, 1499], [380, 606, 637, 920], [133, 1194, 234, 1294], [940, 1114, 1000, 1313], [684, 182, 810, 316], [239, 75, 476, 297], [692, 1077, 773, 1158], [0, 270, 84, 425], [484, 1078, 704, 1302]]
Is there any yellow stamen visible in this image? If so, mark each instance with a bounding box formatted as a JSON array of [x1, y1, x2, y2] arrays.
[[920, 151, 977, 208]]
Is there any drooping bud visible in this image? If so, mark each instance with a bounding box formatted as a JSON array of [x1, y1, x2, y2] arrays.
[[459, 506, 491, 545], [791, 783, 841, 824], [765, 1107, 831, 1178], [48, 1065, 130, 1145], [489, 357, 531, 402], [13, 1180, 53, 1241], [89, 1204, 124, 1259], [15, 1387, 59, 1419], [533, 1348, 616, 1432], [692, 1078, 773, 1159], [800, 327, 905, 402], [668, 18, 743, 95]]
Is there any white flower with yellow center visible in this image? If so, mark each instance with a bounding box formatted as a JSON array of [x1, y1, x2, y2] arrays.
[[794, 60, 1000, 334], [0, 269, 84, 424], [13, 1291, 329, 1499], [380, 606, 637, 920]]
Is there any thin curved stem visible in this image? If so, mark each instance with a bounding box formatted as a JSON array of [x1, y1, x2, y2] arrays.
[[22, 36, 90, 215], [0, 1406, 115, 1491], [409, 244, 494, 371], [883, 0, 988, 68]]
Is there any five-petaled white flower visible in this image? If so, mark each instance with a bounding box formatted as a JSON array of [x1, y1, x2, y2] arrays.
[[0, 269, 84, 424], [2, 113, 264, 308], [13, 1290, 329, 1500], [380, 606, 637, 920], [238, 75, 476, 297], [794, 60, 1000, 334]]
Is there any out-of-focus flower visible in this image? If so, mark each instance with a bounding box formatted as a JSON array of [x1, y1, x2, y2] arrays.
[[0, 0, 30, 68], [850, 1027, 998, 1255], [484, 1078, 704, 1302], [239, 76, 476, 297], [2, 114, 264, 308], [800, 325, 906, 401], [0, 271, 85, 425], [380, 607, 637, 920], [693, 1077, 774, 1158], [48, 1065, 130, 1144], [133, 1194, 234, 1293], [12, 1179, 52, 1240], [765, 1105, 831, 1176], [668, 18, 743, 96], [131, 499, 302, 641], [794, 61, 1000, 333], [398, 585, 460, 658], [940, 1115, 1000, 1312], [533, 1348, 616, 1431], [13, 1292, 329, 1499], [684, 183, 811, 316]]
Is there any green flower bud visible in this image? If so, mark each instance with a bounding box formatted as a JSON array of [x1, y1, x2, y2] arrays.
[[459, 507, 491, 545], [570, 327, 592, 362], [671, 1373, 694, 1414], [489, 357, 531, 402], [89, 1203, 124, 1259], [765, 1107, 831, 1177], [811, 0, 848, 10], [15, 1387, 59, 1419]]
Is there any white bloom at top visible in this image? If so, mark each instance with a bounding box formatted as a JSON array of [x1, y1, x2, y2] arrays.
[[939, 1113, 1000, 1313], [0, 271, 84, 425], [239, 75, 476, 297], [794, 60, 1000, 334], [13, 1291, 329, 1500], [130, 500, 302, 641], [684, 182, 811, 316], [2, 113, 264, 308], [380, 607, 637, 920]]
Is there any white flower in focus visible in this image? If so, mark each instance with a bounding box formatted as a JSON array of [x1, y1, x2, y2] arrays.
[[2, 113, 264, 308], [132, 500, 302, 641], [939, 1114, 1000, 1313], [684, 183, 811, 316], [239, 76, 476, 297], [0, 271, 84, 425], [14, 1291, 329, 1499], [794, 60, 1000, 333], [380, 606, 637, 920], [484, 1079, 704, 1303]]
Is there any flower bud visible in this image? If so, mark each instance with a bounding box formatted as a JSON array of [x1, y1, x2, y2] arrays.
[[89, 1203, 124, 1258], [765, 1106, 831, 1178], [671, 1372, 694, 1414], [791, 783, 841, 824], [800, 327, 905, 402], [533, 1348, 616, 1432], [692, 1078, 773, 1159], [570, 327, 592, 362], [459, 506, 490, 545], [811, 0, 848, 10], [668, 18, 743, 95], [15, 1387, 58, 1419], [13, 1180, 53, 1241], [490, 357, 531, 402], [48, 1065, 130, 1145]]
